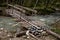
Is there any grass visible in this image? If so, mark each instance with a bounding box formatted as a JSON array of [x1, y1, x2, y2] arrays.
[[51, 27, 60, 35]]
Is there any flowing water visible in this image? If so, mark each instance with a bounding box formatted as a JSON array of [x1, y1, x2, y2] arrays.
[[0, 16, 21, 32], [0, 15, 59, 40]]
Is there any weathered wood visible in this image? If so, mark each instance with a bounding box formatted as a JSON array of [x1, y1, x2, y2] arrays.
[[15, 5, 37, 13], [7, 4, 26, 13]]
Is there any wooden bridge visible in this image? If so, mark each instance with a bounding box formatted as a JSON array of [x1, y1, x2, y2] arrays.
[[5, 4, 60, 39]]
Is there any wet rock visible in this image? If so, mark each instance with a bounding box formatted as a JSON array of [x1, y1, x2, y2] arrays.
[[28, 26, 47, 37]]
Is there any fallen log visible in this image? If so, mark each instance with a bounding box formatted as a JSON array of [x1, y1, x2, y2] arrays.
[[14, 5, 37, 13], [7, 4, 26, 13]]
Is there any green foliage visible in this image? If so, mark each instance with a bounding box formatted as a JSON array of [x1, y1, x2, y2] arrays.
[[52, 28, 60, 35], [0, 0, 60, 15], [22, 0, 60, 14], [0, 0, 7, 7]]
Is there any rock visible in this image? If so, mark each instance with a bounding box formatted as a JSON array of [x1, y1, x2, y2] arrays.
[[0, 28, 4, 31], [28, 26, 47, 37]]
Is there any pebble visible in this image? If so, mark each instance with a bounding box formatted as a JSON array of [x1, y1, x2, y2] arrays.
[[40, 30, 43, 32], [27, 36, 29, 39], [9, 38, 12, 40], [4, 30, 8, 33], [0, 28, 4, 31], [7, 34, 11, 37]]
